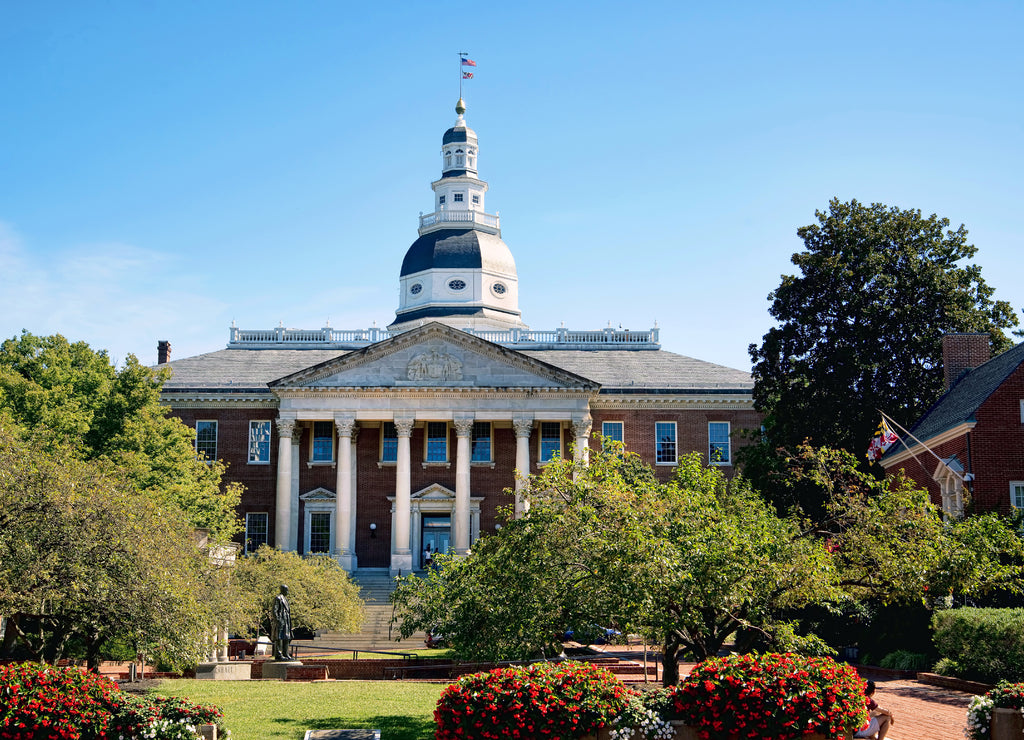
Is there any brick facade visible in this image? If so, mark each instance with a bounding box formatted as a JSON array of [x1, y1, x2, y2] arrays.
[[168, 403, 763, 564]]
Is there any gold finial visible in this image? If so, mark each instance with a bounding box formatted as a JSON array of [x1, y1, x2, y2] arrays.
[[455, 97, 466, 115]]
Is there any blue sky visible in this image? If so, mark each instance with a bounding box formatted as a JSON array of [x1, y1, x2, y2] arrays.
[[2, 1, 1022, 371]]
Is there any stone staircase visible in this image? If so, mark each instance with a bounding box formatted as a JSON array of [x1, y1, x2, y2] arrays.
[[304, 569, 426, 653]]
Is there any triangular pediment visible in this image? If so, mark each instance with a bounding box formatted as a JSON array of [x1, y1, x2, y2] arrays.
[[299, 487, 335, 502], [268, 322, 598, 390], [412, 483, 455, 500]]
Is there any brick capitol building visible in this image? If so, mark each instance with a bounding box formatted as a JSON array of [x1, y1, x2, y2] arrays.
[[159, 97, 761, 575]]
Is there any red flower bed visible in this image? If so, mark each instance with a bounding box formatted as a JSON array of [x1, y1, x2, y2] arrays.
[[668, 653, 867, 740], [434, 661, 633, 740], [0, 662, 226, 740]]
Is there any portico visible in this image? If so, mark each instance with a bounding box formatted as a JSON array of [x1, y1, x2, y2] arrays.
[[267, 322, 598, 573]]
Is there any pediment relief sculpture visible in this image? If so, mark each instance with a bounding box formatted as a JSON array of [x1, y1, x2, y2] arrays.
[[407, 348, 463, 381]]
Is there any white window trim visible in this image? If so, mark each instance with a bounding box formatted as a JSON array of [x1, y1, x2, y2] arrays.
[[655, 421, 677, 466], [301, 489, 336, 555], [1019, 400, 1024, 424], [471, 421, 493, 464], [538, 421, 563, 464], [378, 421, 398, 467], [309, 421, 335, 466], [248, 420, 272, 464], [423, 421, 450, 466], [244, 512, 269, 554], [1011, 481, 1024, 511], [196, 420, 218, 461], [709, 421, 732, 466], [602, 421, 624, 443]]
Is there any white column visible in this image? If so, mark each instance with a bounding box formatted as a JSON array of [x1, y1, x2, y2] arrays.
[[572, 416, 593, 468], [275, 418, 296, 550], [218, 624, 229, 662], [334, 415, 356, 572], [349, 427, 359, 562], [392, 417, 415, 575], [513, 417, 533, 517], [453, 417, 474, 554]]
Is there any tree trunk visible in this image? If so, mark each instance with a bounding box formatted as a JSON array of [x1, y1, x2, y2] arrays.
[[661, 634, 682, 686]]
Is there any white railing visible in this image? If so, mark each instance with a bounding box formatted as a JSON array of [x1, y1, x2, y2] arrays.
[[418, 209, 500, 231], [228, 325, 659, 350]]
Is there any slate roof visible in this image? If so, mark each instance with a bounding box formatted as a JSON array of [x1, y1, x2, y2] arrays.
[[159, 346, 752, 394], [400, 229, 514, 277], [894, 341, 1024, 447]]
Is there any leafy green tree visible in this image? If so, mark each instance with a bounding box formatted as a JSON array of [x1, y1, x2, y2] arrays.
[[781, 443, 1024, 603], [392, 446, 839, 685], [0, 415, 225, 669], [746, 199, 1017, 506], [0, 331, 240, 539], [230, 546, 364, 639]]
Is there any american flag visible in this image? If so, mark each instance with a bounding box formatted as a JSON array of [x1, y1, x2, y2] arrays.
[[461, 58, 477, 67]]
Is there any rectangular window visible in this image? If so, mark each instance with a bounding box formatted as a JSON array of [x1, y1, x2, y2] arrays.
[[426, 422, 448, 462], [1020, 400, 1024, 424], [196, 421, 218, 460], [1012, 482, 1024, 511], [312, 421, 334, 462], [381, 422, 398, 462], [709, 422, 731, 464], [309, 512, 331, 554], [248, 420, 271, 463], [602, 421, 624, 444], [471, 421, 492, 462], [453, 193, 464, 202], [540, 422, 562, 463], [471, 194, 480, 205], [656, 422, 677, 465], [245, 512, 268, 554], [439, 195, 446, 205]]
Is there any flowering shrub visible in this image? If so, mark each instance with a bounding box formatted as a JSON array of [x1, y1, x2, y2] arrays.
[[0, 662, 120, 739], [434, 661, 633, 739], [0, 662, 227, 740], [667, 653, 867, 740], [965, 681, 1024, 740]]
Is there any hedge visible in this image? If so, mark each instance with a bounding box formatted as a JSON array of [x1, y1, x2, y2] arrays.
[[932, 608, 1024, 684]]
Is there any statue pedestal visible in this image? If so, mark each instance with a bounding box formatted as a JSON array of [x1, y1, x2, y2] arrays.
[[195, 661, 252, 680], [262, 660, 303, 680]]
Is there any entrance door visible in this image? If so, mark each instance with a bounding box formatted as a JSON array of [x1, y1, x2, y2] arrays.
[[421, 514, 451, 567]]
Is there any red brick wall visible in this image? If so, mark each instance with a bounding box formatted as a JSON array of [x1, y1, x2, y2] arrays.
[[885, 362, 1024, 515], [169, 405, 765, 561], [588, 408, 763, 481]]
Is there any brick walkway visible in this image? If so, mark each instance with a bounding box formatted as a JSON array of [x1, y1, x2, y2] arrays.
[[864, 675, 972, 740], [588, 646, 975, 739]]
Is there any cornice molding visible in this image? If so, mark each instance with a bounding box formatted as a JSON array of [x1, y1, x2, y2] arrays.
[[590, 396, 755, 410], [272, 388, 598, 400], [161, 395, 278, 409]]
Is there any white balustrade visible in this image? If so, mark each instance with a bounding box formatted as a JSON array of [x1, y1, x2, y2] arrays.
[[228, 325, 660, 349]]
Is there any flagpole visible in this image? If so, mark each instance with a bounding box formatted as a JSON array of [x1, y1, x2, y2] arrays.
[[458, 51, 468, 99], [878, 409, 966, 482]]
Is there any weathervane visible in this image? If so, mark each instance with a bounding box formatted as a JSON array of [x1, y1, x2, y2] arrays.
[[458, 52, 476, 100]]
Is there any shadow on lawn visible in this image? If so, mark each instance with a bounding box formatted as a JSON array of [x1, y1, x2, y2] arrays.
[[273, 714, 436, 740]]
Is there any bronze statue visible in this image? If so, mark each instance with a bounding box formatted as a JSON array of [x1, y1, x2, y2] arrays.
[[271, 584, 293, 661]]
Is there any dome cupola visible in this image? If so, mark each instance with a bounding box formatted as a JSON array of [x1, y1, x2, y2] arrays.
[[389, 100, 526, 333]]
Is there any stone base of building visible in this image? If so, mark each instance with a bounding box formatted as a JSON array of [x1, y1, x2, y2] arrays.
[[195, 661, 252, 680], [262, 660, 303, 680]]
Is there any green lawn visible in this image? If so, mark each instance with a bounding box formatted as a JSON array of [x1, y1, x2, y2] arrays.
[[152, 680, 445, 740]]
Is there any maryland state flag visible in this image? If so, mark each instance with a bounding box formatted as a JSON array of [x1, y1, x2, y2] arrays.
[[866, 419, 900, 462]]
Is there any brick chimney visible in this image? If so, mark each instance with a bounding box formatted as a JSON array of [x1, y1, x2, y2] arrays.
[[942, 333, 989, 389], [157, 340, 172, 365]]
